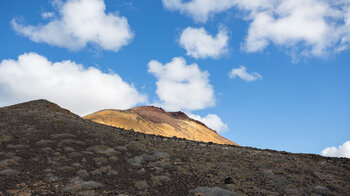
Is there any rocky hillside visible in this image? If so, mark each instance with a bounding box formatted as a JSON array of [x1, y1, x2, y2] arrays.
[[0, 100, 350, 195], [84, 106, 236, 145]]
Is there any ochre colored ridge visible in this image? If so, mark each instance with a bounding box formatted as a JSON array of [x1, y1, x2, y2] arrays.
[[84, 106, 237, 145]]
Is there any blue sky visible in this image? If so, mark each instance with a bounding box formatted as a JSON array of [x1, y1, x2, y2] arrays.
[[0, 0, 349, 156]]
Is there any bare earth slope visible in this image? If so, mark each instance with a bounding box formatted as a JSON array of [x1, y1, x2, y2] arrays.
[[0, 100, 350, 195], [84, 106, 236, 145]]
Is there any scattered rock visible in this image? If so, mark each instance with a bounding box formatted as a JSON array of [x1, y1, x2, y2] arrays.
[[46, 173, 60, 182], [0, 135, 13, 143], [99, 166, 112, 173], [189, 187, 241, 196], [47, 159, 58, 166], [108, 170, 118, 176], [6, 144, 28, 149], [67, 177, 104, 190], [125, 141, 146, 152], [43, 168, 56, 173], [63, 184, 82, 193], [127, 155, 144, 167], [77, 190, 96, 196], [313, 185, 329, 193], [41, 147, 54, 153], [79, 181, 104, 188], [31, 157, 40, 162], [153, 151, 170, 160], [93, 157, 108, 165], [53, 155, 67, 162], [81, 151, 95, 155], [36, 140, 55, 145], [60, 166, 75, 173], [91, 169, 102, 176], [151, 175, 171, 187], [64, 147, 75, 152], [77, 169, 89, 178], [224, 177, 233, 184], [284, 187, 303, 195], [51, 133, 76, 139], [0, 168, 19, 176], [14, 191, 32, 196], [60, 139, 85, 145], [134, 180, 148, 190], [115, 146, 127, 151], [10, 155, 21, 161], [142, 154, 157, 161], [109, 156, 118, 162], [0, 159, 18, 166], [72, 162, 82, 168], [69, 152, 83, 158], [87, 145, 119, 155], [148, 161, 171, 168]]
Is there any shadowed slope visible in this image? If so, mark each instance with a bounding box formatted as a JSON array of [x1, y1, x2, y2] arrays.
[[84, 106, 236, 145]]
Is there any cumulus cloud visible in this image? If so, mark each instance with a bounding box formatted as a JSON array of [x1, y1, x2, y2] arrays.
[[179, 27, 228, 59], [163, 0, 350, 57], [321, 141, 350, 158], [229, 65, 262, 82], [188, 113, 228, 133], [11, 0, 133, 52], [162, 0, 237, 23], [0, 52, 147, 115], [41, 12, 54, 19], [148, 57, 215, 111], [242, 0, 343, 57], [148, 57, 228, 133]]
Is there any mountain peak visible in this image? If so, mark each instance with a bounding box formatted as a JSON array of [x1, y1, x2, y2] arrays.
[[3, 99, 72, 115], [84, 106, 237, 145], [169, 111, 189, 120], [131, 106, 166, 113]]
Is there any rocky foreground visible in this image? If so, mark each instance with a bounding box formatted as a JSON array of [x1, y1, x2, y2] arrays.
[[0, 100, 349, 195]]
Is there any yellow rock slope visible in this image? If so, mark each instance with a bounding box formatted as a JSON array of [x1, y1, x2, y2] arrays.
[[84, 106, 237, 145]]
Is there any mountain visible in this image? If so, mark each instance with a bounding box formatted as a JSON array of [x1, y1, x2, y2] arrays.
[[83, 106, 236, 145], [1, 99, 350, 195]]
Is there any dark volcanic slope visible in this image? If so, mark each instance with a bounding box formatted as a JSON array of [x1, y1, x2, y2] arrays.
[[0, 100, 350, 195]]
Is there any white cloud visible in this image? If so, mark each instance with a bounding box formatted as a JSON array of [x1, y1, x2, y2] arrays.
[[229, 65, 262, 82], [148, 57, 227, 133], [179, 27, 228, 59], [12, 0, 133, 52], [41, 12, 54, 19], [162, 0, 237, 23], [321, 141, 350, 158], [163, 0, 350, 57], [188, 113, 228, 133], [148, 57, 215, 111], [242, 0, 341, 57], [0, 52, 147, 115]]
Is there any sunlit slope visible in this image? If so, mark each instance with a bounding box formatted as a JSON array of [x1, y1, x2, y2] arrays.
[[84, 106, 237, 145]]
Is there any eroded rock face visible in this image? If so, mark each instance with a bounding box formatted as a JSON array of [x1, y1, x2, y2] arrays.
[[0, 99, 350, 195]]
